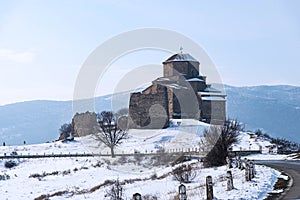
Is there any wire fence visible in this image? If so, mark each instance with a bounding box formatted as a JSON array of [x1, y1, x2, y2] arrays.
[[0, 149, 206, 159]]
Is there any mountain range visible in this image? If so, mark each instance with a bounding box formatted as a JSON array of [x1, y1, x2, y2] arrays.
[[0, 85, 299, 145]]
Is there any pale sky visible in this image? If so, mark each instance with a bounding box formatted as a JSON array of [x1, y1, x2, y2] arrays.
[[0, 0, 299, 105]]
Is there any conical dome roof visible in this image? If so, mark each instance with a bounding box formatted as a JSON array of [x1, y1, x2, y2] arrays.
[[163, 53, 199, 63]]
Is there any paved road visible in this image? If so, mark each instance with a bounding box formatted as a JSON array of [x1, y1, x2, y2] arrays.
[[255, 160, 300, 200]]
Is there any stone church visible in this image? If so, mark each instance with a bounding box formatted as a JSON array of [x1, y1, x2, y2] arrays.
[[128, 52, 226, 129]]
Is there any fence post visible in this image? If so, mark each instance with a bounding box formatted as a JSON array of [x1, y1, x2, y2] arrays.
[[252, 161, 256, 176], [132, 193, 142, 200], [242, 158, 247, 170], [245, 161, 250, 181], [206, 176, 213, 200], [226, 171, 234, 191], [226, 157, 232, 169], [245, 167, 249, 181], [179, 184, 187, 200], [237, 156, 241, 169], [249, 161, 254, 179]]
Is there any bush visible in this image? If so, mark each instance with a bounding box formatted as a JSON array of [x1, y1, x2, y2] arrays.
[[4, 160, 17, 168], [172, 164, 197, 183], [0, 173, 10, 181], [255, 129, 263, 137], [104, 179, 124, 200], [202, 119, 243, 167], [58, 123, 74, 141]]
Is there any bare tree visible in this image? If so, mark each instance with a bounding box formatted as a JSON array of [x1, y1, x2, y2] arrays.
[[105, 179, 124, 200], [95, 111, 128, 158], [201, 119, 243, 167]]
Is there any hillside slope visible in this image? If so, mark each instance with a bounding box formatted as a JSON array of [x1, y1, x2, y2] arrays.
[[226, 85, 300, 143]]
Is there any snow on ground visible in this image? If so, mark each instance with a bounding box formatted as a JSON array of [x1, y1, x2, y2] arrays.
[[244, 153, 300, 161], [244, 153, 289, 160], [0, 152, 281, 200], [0, 133, 282, 200], [0, 120, 287, 199], [0, 119, 208, 156], [231, 132, 274, 153]]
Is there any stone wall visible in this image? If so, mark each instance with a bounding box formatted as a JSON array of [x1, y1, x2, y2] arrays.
[[171, 88, 201, 119], [201, 100, 226, 125], [72, 111, 99, 137], [163, 61, 199, 78], [128, 85, 169, 129]]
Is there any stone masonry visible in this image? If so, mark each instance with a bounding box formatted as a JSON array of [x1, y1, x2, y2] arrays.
[[128, 52, 226, 129], [72, 111, 99, 137]]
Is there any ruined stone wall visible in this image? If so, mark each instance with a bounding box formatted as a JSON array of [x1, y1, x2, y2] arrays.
[[128, 85, 169, 129], [72, 112, 99, 137], [167, 88, 173, 118]]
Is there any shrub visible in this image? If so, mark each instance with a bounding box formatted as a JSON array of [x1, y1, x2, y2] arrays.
[[172, 164, 197, 183], [150, 173, 157, 180], [202, 119, 243, 167], [4, 160, 17, 168], [0, 173, 10, 181], [58, 123, 74, 141], [104, 179, 124, 200]]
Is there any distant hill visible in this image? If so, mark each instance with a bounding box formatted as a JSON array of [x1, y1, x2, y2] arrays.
[[0, 92, 130, 145], [0, 85, 299, 145], [225, 85, 300, 143]]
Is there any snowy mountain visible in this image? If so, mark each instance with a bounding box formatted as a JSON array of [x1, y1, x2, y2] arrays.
[[0, 85, 300, 145]]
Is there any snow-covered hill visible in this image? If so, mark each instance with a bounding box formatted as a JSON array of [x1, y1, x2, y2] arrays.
[[0, 125, 282, 200], [232, 132, 274, 153]]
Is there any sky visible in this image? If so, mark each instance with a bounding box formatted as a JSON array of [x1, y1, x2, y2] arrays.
[[0, 0, 299, 105]]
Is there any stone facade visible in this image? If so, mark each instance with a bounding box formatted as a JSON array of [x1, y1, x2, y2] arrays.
[[72, 111, 99, 137], [128, 53, 226, 129], [128, 85, 169, 129]]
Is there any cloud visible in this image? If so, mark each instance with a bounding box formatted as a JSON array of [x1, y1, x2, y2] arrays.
[[0, 49, 35, 63]]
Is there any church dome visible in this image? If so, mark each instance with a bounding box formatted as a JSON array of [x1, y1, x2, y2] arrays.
[[163, 53, 199, 64]]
